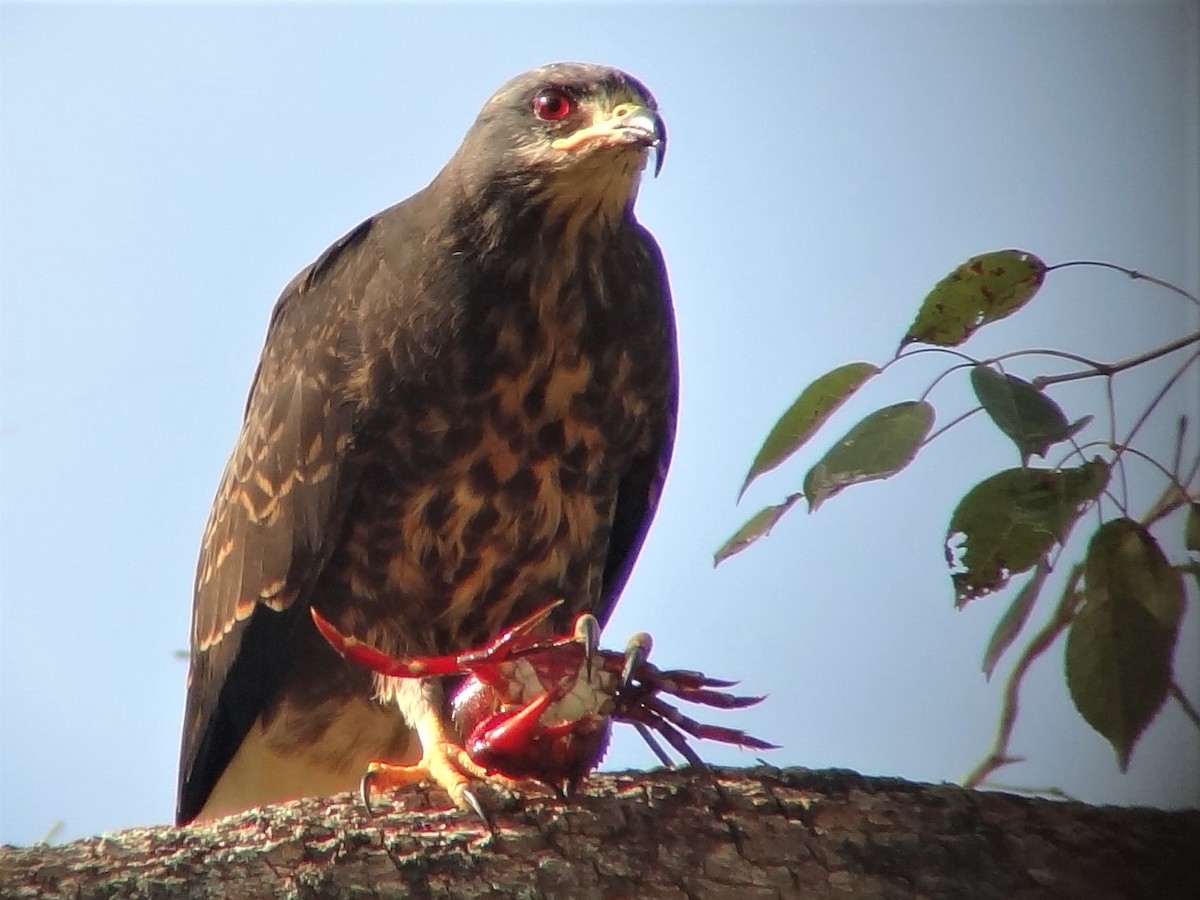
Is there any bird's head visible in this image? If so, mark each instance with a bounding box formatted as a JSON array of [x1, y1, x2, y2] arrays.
[[451, 63, 666, 230]]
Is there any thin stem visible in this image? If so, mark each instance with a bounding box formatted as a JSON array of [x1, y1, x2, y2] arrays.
[[883, 347, 980, 404], [1171, 417, 1187, 482], [1111, 445, 1196, 502], [887, 345, 979, 369], [1108, 377, 1127, 511], [1055, 438, 1111, 470], [1056, 440, 1193, 518], [963, 565, 1084, 789], [1120, 349, 1200, 448], [1045, 260, 1200, 308], [1032, 332, 1200, 389], [922, 406, 983, 448], [919, 362, 976, 403], [1171, 683, 1200, 732], [992, 347, 1108, 370]]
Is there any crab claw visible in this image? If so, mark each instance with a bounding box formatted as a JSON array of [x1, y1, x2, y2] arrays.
[[310, 607, 448, 677], [457, 600, 565, 668], [312, 600, 567, 679]]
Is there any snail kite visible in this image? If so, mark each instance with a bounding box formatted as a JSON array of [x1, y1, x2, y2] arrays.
[[177, 63, 676, 824]]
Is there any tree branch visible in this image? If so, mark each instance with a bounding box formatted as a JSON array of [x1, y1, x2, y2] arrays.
[[2, 767, 1197, 899], [1030, 333, 1200, 389]]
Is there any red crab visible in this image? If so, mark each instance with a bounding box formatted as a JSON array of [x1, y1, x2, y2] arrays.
[[311, 601, 775, 810]]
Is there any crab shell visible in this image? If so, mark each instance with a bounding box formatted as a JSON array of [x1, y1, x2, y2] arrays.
[[449, 644, 620, 792]]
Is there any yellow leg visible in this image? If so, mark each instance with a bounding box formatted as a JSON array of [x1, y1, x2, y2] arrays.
[[360, 709, 516, 820]]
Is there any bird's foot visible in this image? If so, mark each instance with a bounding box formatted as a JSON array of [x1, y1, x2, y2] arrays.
[[360, 740, 517, 823]]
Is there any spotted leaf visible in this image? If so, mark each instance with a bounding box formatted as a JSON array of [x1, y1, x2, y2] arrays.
[[903, 250, 1046, 348]]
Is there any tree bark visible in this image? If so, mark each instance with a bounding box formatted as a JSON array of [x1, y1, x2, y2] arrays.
[[2, 766, 1196, 899]]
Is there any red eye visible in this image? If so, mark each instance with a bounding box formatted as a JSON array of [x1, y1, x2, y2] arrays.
[[532, 90, 574, 122]]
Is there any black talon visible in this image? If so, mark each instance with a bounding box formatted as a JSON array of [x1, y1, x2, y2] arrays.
[[461, 787, 491, 828], [621, 633, 653, 687], [575, 614, 600, 681], [360, 771, 378, 816]]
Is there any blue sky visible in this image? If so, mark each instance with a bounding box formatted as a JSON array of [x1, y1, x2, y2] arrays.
[[2, 2, 1197, 845]]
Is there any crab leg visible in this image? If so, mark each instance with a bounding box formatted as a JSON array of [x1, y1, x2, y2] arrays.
[[632, 722, 677, 769], [638, 666, 740, 689], [642, 695, 778, 751], [654, 684, 766, 710], [633, 711, 712, 771]]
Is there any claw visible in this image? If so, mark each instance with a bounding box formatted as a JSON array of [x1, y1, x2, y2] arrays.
[[355, 729, 503, 823], [360, 769, 378, 816], [621, 632, 653, 687], [574, 614, 600, 680], [461, 787, 490, 827]]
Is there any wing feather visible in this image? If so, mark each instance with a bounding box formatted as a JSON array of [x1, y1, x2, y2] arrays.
[[176, 219, 374, 823], [595, 225, 678, 625]]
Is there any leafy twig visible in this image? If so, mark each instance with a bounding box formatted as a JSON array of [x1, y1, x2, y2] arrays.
[[966, 477, 1196, 787]]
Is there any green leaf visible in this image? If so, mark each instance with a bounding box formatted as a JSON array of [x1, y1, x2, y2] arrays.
[[741, 362, 880, 498], [803, 400, 935, 511], [1065, 415, 1094, 440], [981, 559, 1050, 680], [946, 459, 1109, 606], [713, 494, 803, 566], [903, 250, 1046, 348], [970, 366, 1072, 462], [1066, 519, 1185, 771], [1186, 502, 1200, 552]]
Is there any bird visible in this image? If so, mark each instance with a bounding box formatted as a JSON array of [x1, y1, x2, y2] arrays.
[[176, 62, 677, 825]]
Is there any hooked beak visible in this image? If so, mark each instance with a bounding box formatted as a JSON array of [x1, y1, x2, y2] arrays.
[[551, 102, 667, 177]]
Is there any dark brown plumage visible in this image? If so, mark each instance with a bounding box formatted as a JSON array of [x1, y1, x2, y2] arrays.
[[177, 63, 676, 824]]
